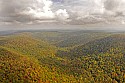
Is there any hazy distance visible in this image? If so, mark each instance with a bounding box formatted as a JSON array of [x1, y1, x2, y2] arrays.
[[0, 23, 125, 32]]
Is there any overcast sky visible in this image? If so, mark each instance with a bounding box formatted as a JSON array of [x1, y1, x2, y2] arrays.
[[0, 0, 125, 25]]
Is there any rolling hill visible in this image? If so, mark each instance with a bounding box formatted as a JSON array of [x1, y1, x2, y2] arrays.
[[0, 46, 43, 83], [0, 30, 125, 83], [67, 34, 125, 57]]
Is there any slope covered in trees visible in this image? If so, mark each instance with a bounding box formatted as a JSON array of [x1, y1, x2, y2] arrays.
[[0, 33, 57, 57], [57, 33, 125, 83], [31, 31, 113, 47], [0, 30, 125, 83], [0, 46, 43, 83], [66, 34, 125, 57]]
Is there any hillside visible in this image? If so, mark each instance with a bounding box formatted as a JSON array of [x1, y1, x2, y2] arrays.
[[31, 31, 113, 47], [0, 33, 57, 57], [0, 46, 43, 83], [0, 30, 125, 83], [57, 33, 125, 83], [67, 34, 125, 57]]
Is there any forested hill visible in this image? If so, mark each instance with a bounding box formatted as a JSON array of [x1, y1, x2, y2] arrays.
[[0, 46, 43, 82], [66, 34, 125, 57], [0, 30, 125, 83], [57, 33, 125, 83]]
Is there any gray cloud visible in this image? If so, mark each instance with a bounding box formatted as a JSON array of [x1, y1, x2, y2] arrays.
[[62, 0, 125, 24], [0, 0, 125, 25]]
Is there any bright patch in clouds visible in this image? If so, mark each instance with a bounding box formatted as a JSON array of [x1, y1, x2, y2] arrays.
[[21, 0, 55, 19], [56, 9, 69, 21], [19, 0, 69, 22]]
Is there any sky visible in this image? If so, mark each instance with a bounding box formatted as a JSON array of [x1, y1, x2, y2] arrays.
[[0, 0, 125, 25]]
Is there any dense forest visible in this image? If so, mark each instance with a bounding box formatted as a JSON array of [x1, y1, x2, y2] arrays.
[[0, 30, 125, 83]]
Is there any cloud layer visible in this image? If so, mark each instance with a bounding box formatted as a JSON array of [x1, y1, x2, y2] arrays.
[[0, 0, 125, 25]]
